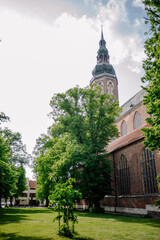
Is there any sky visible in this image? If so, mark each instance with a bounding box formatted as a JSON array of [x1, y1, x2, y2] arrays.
[[0, 0, 148, 179]]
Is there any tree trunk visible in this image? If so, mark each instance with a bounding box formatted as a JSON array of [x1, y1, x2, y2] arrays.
[[10, 197, 13, 207], [0, 197, 1, 208], [5, 198, 8, 207], [94, 199, 100, 208], [45, 197, 49, 207], [72, 223, 75, 233], [66, 207, 69, 235], [58, 206, 61, 233]]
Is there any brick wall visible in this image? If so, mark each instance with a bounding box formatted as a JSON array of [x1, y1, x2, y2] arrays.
[[116, 103, 148, 137]]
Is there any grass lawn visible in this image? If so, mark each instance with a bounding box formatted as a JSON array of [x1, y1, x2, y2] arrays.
[[0, 208, 160, 240]]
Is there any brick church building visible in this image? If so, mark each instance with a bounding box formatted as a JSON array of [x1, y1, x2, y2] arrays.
[[90, 29, 160, 215]]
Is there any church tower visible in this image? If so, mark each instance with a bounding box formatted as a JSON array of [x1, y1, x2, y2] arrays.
[[90, 27, 118, 101]]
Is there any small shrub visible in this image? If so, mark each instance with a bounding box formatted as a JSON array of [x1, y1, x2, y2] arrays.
[[89, 206, 105, 213], [155, 199, 160, 209], [59, 224, 73, 238]]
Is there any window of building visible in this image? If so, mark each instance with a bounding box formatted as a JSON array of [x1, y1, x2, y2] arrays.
[[30, 193, 36, 198], [121, 120, 127, 136], [142, 149, 158, 194], [107, 81, 114, 95], [134, 111, 142, 130], [21, 193, 27, 197], [119, 154, 130, 195]]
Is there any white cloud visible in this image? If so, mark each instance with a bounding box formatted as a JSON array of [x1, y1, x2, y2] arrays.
[[0, 1, 146, 178], [96, 0, 129, 24], [132, 0, 144, 8]]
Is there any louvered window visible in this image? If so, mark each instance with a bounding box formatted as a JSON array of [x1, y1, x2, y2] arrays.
[[119, 155, 130, 195], [142, 149, 158, 194]]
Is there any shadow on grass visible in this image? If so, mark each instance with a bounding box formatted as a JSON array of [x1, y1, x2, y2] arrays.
[[0, 232, 54, 240], [76, 211, 160, 228], [0, 208, 54, 214], [73, 237, 94, 240], [0, 232, 94, 240], [0, 208, 54, 225]]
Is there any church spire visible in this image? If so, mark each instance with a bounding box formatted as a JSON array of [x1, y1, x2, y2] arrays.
[[90, 27, 118, 101], [101, 25, 104, 40], [97, 26, 109, 63]]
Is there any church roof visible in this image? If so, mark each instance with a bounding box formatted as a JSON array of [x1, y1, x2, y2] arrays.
[[91, 63, 116, 80], [118, 87, 147, 120], [107, 124, 149, 153]]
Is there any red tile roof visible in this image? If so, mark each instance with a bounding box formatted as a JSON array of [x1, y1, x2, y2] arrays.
[[107, 124, 149, 153], [29, 180, 36, 188]]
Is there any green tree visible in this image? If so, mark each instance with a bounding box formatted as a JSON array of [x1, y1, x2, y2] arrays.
[[13, 165, 27, 206], [0, 112, 9, 124], [33, 134, 56, 206], [49, 85, 120, 208], [0, 127, 29, 206], [142, 0, 160, 151], [0, 161, 16, 207], [142, 0, 160, 207], [49, 178, 82, 237]]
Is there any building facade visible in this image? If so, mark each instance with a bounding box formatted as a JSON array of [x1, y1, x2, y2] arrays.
[[17, 179, 38, 206], [92, 29, 160, 215]]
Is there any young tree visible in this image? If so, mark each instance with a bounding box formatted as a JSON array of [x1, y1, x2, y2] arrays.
[[142, 0, 160, 151], [49, 178, 82, 237], [49, 85, 120, 207]]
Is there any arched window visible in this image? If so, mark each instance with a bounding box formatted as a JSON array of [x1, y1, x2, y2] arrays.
[[119, 155, 130, 195], [121, 120, 127, 136], [142, 149, 158, 194], [134, 111, 142, 130]]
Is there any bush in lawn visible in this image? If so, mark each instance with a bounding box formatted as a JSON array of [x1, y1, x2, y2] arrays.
[[89, 206, 105, 213], [49, 178, 82, 237]]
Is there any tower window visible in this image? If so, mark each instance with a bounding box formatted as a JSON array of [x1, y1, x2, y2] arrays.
[[121, 120, 127, 136], [142, 149, 158, 194], [134, 111, 142, 130], [107, 81, 114, 95], [119, 154, 130, 195], [98, 81, 103, 86]]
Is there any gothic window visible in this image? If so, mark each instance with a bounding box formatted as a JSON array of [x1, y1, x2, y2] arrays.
[[121, 120, 127, 136], [142, 149, 158, 194], [119, 154, 130, 195], [134, 111, 142, 130]]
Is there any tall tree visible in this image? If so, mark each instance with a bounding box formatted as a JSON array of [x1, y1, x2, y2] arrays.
[[48, 85, 120, 207], [142, 0, 160, 151]]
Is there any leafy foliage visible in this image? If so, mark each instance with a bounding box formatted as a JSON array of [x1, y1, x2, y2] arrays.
[[49, 178, 82, 237], [34, 85, 120, 208], [142, 0, 160, 151], [0, 114, 29, 206], [142, 1, 160, 207]]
